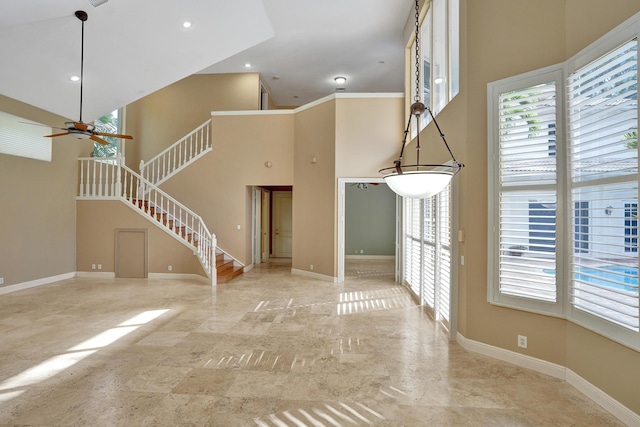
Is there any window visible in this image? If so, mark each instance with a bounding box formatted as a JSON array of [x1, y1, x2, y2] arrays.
[[403, 185, 452, 327], [93, 109, 122, 158], [0, 111, 52, 162], [413, 0, 459, 130], [488, 73, 561, 312], [488, 15, 640, 349]]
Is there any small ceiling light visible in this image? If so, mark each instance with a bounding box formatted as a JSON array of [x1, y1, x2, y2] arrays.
[[244, 63, 252, 68], [379, 0, 463, 199], [70, 75, 80, 82], [182, 21, 192, 29], [434, 77, 444, 84], [334, 76, 347, 85]]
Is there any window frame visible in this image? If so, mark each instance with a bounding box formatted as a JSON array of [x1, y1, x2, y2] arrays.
[[487, 12, 640, 350], [412, 0, 460, 134], [487, 66, 566, 317]]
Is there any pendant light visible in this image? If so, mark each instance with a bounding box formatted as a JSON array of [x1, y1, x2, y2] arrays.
[[379, 0, 463, 199]]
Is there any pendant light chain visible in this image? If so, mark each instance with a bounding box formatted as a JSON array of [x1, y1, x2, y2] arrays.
[[378, 0, 463, 199], [414, 0, 421, 104]]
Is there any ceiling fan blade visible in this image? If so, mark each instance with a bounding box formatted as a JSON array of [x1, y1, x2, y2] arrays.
[[90, 135, 110, 145], [43, 132, 70, 138], [94, 131, 133, 139]]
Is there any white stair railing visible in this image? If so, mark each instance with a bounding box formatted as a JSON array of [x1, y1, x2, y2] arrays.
[[78, 156, 216, 283], [139, 119, 212, 186]]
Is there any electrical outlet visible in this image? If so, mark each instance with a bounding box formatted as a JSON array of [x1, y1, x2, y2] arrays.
[[360, 249, 364, 254], [168, 265, 173, 272], [97, 264, 102, 270], [310, 264, 314, 270], [518, 335, 528, 349], [92, 264, 96, 270], [0, 277, 3, 285]]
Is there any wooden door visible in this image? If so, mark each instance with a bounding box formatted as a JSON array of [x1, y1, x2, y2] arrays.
[[115, 229, 147, 278], [273, 191, 292, 258]]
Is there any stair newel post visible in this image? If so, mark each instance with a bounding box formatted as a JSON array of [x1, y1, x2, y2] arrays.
[[116, 155, 123, 197], [79, 159, 84, 197], [91, 159, 97, 196], [139, 159, 145, 181], [206, 121, 210, 151]]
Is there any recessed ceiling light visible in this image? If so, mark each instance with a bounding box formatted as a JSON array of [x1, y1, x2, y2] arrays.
[[182, 21, 192, 29], [70, 76, 80, 82], [244, 63, 252, 68], [334, 76, 347, 85]]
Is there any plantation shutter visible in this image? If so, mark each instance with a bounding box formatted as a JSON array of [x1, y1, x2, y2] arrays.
[[567, 38, 639, 332], [496, 80, 558, 303], [437, 186, 451, 323], [422, 197, 436, 308], [0, 111, 52, 162], [404, 198, 422, 296]]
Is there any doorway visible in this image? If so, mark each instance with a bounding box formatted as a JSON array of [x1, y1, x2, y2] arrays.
[[115, 229, 148, 278], [337, 178, 401, 283], [252, 186, 292, 264]]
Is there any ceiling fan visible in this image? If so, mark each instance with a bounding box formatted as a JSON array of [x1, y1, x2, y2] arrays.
[[44, 10, 133, 146]]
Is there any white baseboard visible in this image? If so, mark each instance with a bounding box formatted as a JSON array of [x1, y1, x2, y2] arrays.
[[243, 264, 254, 273], [76, 271, 116, 279], [148, 273, 210, 284], [456, 332, 566, 379], [456, 332, 639, 426], [345, 255, 395, 260], [0, 272, 76, 295], [291, 268, 337, 283]]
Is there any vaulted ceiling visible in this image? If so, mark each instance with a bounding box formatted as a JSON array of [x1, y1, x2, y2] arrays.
[[0, 0, 413, 121]]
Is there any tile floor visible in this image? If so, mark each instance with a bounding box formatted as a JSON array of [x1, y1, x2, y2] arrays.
[[0, 259, 625, 426]]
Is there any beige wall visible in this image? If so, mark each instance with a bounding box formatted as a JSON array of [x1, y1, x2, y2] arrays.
[[459, 0, 640, 414], [160, 113, 295, 265], [292, 102, 337, 276], [76, 200, 205, 276], [0, 95, 84, 286], [125, 73, 262, 168], [335, 96, 405, 177]]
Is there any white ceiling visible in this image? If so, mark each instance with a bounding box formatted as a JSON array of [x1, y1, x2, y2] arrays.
[[0, 0, 413, 122]]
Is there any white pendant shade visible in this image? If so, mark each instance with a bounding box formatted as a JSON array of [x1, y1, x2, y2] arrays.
[[384, 170, 454, 199]]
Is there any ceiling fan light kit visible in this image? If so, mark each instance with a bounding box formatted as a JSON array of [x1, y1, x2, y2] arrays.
[[40, 10, 133, 146], [379, 0, 463, 199]]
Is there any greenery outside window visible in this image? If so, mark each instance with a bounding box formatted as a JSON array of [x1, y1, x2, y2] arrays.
[[93, 109, 121, 158]]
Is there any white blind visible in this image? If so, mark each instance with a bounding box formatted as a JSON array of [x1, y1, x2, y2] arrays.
[[497, 81, 558, 302], [422, 197, 436, 308], [403, 185, 453, 324], [0, 111, 52, 162], [437, 186, 451, 323], [568, 38, 639, 332]]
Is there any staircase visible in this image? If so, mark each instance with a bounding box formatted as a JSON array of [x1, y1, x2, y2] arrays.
[[78, 149, 244, 284], [216, 251, 244, 283], [140, 119, 212, 186]]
